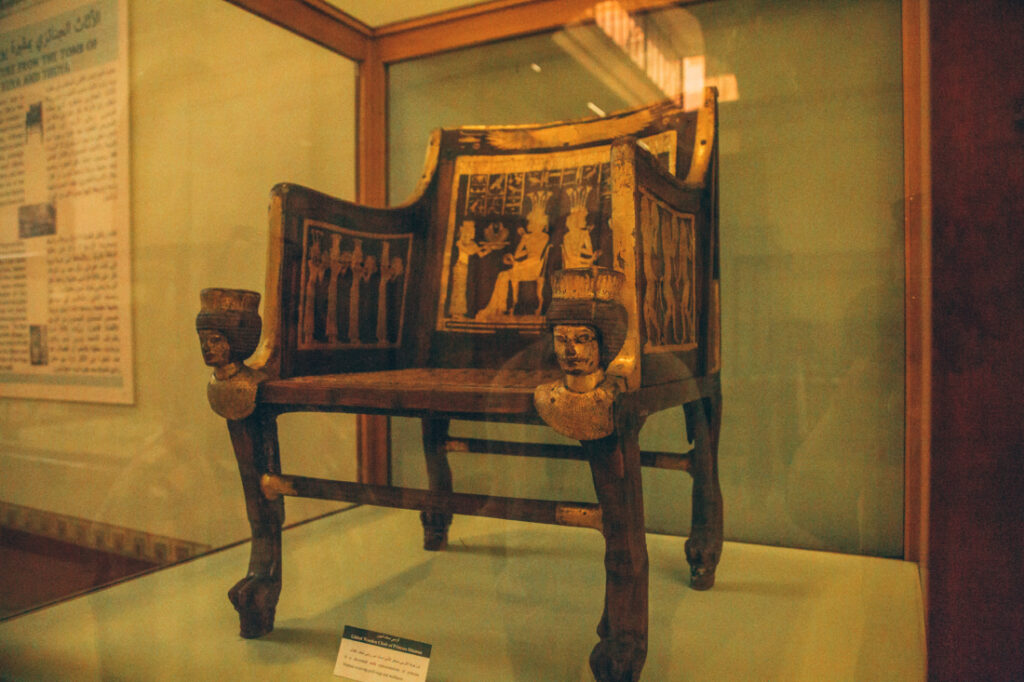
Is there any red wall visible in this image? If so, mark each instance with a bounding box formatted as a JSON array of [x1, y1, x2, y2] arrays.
[[928, 0, 1024, 679]]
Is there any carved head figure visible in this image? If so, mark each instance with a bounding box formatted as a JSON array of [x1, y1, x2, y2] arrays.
[[198, 329, 232, 368], [196, 288, 262, 374], [387, 256, 405, 280], [553, 324, 601, 377], [535, 268, 627, 438], [458, 219, 476, 244], [308, 234, 323, 265], [328, 234, 346, 271], [546, 268, 627, 390], [362, 254, 378, 280]]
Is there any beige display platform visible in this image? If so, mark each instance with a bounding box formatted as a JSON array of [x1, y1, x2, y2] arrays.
[[0, 506, 924, 681]]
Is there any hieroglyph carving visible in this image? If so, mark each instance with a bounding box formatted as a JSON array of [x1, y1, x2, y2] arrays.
[[437, 132, 676, 334], [638, 190, 697, 352], [297, 220, 412, 350]]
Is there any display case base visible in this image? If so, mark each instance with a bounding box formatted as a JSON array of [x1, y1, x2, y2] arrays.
[[0, 506, 924, 681]]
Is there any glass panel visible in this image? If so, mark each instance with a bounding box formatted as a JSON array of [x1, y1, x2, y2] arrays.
[[0, 0, 357, 618], [389, 0, 904, 556]]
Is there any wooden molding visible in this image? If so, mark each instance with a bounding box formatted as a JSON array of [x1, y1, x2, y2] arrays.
[[357, 45, 388, 207], [375, 0, 563, 35], [375, 0, 695, 64], [225, 0, 371, 60], [355, 42, 390, 486], [901, 0, 931, 568], [226, 0, 700, 65]]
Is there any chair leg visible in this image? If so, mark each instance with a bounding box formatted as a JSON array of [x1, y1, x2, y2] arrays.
[[420, 418, 453, 550], [226, 409, 284, 638], [584, 416, 648, 682], [683, 389, 724, 589]]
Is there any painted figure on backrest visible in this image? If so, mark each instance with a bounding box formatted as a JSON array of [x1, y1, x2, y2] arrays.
[[477, 191, 552, 319]]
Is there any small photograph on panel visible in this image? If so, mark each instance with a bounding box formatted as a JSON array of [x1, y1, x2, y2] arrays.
[[18, 203, 56, 238], [29, 325, 48, 366]]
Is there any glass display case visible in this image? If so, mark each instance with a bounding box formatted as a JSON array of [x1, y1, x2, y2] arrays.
[[0, 0, 359, 615], [387, 0, 906, 558], [14, 0, 1021, 679]]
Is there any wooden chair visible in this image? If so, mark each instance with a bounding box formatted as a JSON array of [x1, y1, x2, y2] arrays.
[[195, 88, 722, 682]]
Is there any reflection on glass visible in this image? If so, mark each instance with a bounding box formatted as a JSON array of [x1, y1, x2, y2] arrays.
[[582, 1, 739, 109], [0, 1, 357, 619], [390, 0, 904, 557]]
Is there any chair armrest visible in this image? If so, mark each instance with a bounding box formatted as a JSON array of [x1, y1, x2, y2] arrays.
[[609, 129, 719, 390], [196, 181, 431, 388]]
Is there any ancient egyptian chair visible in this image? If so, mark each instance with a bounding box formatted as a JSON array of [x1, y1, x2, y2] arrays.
[[195, 88, 722, 682]]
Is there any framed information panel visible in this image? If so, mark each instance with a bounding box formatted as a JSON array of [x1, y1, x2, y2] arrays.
[[0, 0, 132, 404]]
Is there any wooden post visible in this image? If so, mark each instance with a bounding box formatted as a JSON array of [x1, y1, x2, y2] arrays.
[[584, 413, 648, 682], [226, 410, 284, 638], [355, 43, 391, 485], [420, 418, 453, 549]]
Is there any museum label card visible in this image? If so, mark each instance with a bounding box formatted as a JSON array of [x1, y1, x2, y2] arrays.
[[334, 625, 431, 682]]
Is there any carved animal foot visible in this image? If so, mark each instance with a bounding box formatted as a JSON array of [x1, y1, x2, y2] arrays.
[[228, 574, 282, 638], [420, 511, 452, 551], [685, 527, 722, 590], [590, 632, 647, 682]]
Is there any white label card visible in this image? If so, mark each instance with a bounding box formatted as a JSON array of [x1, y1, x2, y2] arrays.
[[334, 626, 431, 682]]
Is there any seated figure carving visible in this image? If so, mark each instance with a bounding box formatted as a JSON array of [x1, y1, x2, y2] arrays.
[[560, 187, 602, 269], [477, 190, 551, 318]]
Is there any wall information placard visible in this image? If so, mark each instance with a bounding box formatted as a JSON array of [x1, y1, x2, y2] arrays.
[[0, 0, 132, 403]]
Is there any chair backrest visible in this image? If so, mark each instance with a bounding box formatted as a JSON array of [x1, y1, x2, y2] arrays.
[[254, 91, 718, 384]]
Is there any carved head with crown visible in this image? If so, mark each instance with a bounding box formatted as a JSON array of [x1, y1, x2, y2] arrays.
[[546, 267, 627, 392], [196, 288, 262, 378]]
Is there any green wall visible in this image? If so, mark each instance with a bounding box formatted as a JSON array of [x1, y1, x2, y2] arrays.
[[388, 0, 905, 556], [0, 0, 358, 549]]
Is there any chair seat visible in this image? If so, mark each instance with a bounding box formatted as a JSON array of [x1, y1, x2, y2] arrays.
[[259, 367, 562, 416]]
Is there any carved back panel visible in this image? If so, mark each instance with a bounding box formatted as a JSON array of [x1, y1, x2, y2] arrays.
[[262, 185, 432, 379], [414, 99, 712, 377], [630, 144, 718, 385], [259, 96, 717, 384]]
